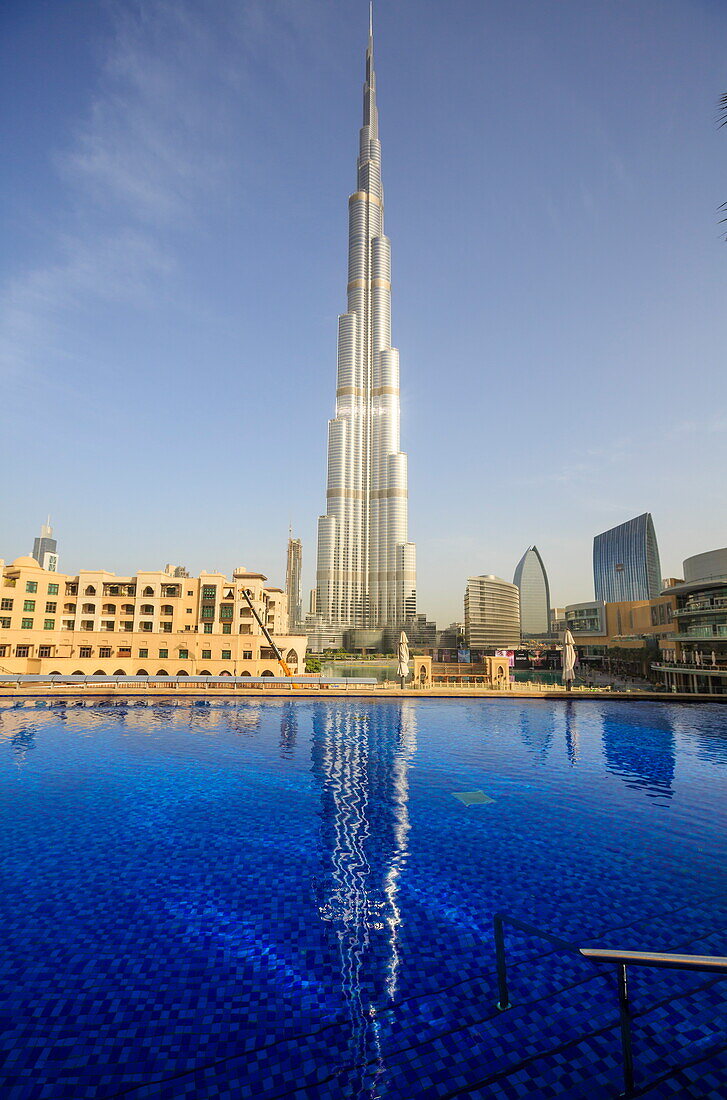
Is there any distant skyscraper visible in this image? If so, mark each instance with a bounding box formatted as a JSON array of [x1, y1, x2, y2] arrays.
[[285, 533, 303, 630], [165, 564, 190, 578], [315, 10, 416, 631], [513, 545, 551, 635], [593, 513, 662, 602], [32, 518, 57, 572]]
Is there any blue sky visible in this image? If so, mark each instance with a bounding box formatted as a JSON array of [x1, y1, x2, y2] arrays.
[[2, 0, 725, 625]]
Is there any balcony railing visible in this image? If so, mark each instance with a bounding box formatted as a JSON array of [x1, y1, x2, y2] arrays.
[[653, 663, 727, 676], [671, 625, 727, 639], [678, 598, 727, 616]]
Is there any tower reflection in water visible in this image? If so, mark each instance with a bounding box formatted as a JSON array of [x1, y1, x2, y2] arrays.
[[602, 710, 675, 800], [279, 701, 297, 759], [311, 702, 417, 1094], [564, 702, 579, 766]]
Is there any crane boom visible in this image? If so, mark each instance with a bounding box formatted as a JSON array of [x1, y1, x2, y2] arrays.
[[240, 588, 293, 677]]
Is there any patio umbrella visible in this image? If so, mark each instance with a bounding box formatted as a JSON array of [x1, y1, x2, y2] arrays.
[[562, 630, 577, 693], [397, 632, 410, 690]]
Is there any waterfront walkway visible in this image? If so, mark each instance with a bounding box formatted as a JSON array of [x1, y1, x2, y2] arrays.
[[0, 678, 724, 703]]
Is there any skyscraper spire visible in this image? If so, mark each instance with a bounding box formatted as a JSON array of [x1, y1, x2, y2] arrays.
[[363, 1, 377, 136], [32, 518, 58, 572], [315, 9, 416, 634]]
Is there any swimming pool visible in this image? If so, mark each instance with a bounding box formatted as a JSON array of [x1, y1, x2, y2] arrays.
[[1, 698, 725, 1098]]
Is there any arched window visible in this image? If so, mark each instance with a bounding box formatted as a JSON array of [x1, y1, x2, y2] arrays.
[[176, 670, 189, 677], [199, 670, 211, 676], [156, 670, 168, 676], [49, 671, 62, 677], [85, 585, 96, 595], [113, 669, 126, 676], [136, 669, 149, 676], [287, 650, 298, 665], [103, 604, 116, 614], [143, 586, 154, 597], [140, 605, 154, 615], [261, 669, 274, 677], [160, 605, 173, 616], [93, 669, 106, 676], [72, 670, 84, 676], [219, 670, 231, 677], [240, 670, 251, 677], [122, 604, 134, 614]]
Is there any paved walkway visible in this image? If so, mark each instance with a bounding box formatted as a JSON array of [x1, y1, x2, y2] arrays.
[[1, 685, 725, 703]]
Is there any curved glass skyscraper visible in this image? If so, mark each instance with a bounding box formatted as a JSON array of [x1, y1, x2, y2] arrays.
[[513, 545, 551, 635], [315, 11, 416, 630], [593, 513, 662, 603]]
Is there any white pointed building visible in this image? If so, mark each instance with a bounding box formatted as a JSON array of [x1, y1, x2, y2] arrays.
[[513, 545, 551, 636], [315, 11, 416, 633]]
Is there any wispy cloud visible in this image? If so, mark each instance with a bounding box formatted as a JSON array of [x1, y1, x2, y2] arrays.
[[1, 0, 295, 386], [60, 2, 231, 225], [669, 414, 727, 436], [512, 435, 635, 491]]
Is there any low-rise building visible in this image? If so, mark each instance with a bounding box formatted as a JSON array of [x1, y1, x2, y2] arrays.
[[464, 575, 521, 651], [564, 596, 676, 665], [303, 620, 347, 655], [653, 548, 727, 694], [550, 608, 567, 635], [0, 557, 306, 677], [431, 655, 511, 686]]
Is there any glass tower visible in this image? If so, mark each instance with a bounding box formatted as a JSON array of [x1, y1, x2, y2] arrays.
[[593, 513, 662, 602], [513, 545, 551, 635], [315, 10, 416, 630], [32, 518, 58, 572], [285, 534, 302, 631]]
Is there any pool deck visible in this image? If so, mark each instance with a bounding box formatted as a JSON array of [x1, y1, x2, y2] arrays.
[[1, 683, 725, 702]]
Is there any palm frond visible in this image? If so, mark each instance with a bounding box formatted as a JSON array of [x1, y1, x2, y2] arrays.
[[719, 92, 727, 127]]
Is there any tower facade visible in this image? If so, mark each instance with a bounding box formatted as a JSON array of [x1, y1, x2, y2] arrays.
[[315, 12, 416, 630], [32, 518, 58, 572], [593, 513, 662, 603], [513, 545, 551, 635], [285, 534, 302, 631]]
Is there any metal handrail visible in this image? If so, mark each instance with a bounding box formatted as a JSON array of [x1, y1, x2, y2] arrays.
[[494, 914, 727, 1097], [580, 947, 727, 972], [580, 947, 727, 1096], [493, 912, 580, 1011]]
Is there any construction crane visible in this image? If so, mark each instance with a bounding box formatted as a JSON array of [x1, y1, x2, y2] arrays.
[[240, 587, 294, 678]]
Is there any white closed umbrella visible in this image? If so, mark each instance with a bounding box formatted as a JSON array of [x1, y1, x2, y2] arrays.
[[712, 651, 717, 668], [562, 629, 577, 692], [397, 631, 410, 689]]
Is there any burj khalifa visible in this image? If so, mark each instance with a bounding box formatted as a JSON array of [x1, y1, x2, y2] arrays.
[[315, 7, 416, 633]]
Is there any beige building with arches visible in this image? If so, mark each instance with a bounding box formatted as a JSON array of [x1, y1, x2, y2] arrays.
[[0, 557, 307, 678]]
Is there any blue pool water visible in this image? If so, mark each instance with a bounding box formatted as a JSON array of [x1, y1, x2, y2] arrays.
[[0, 698, 725, 1099]]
